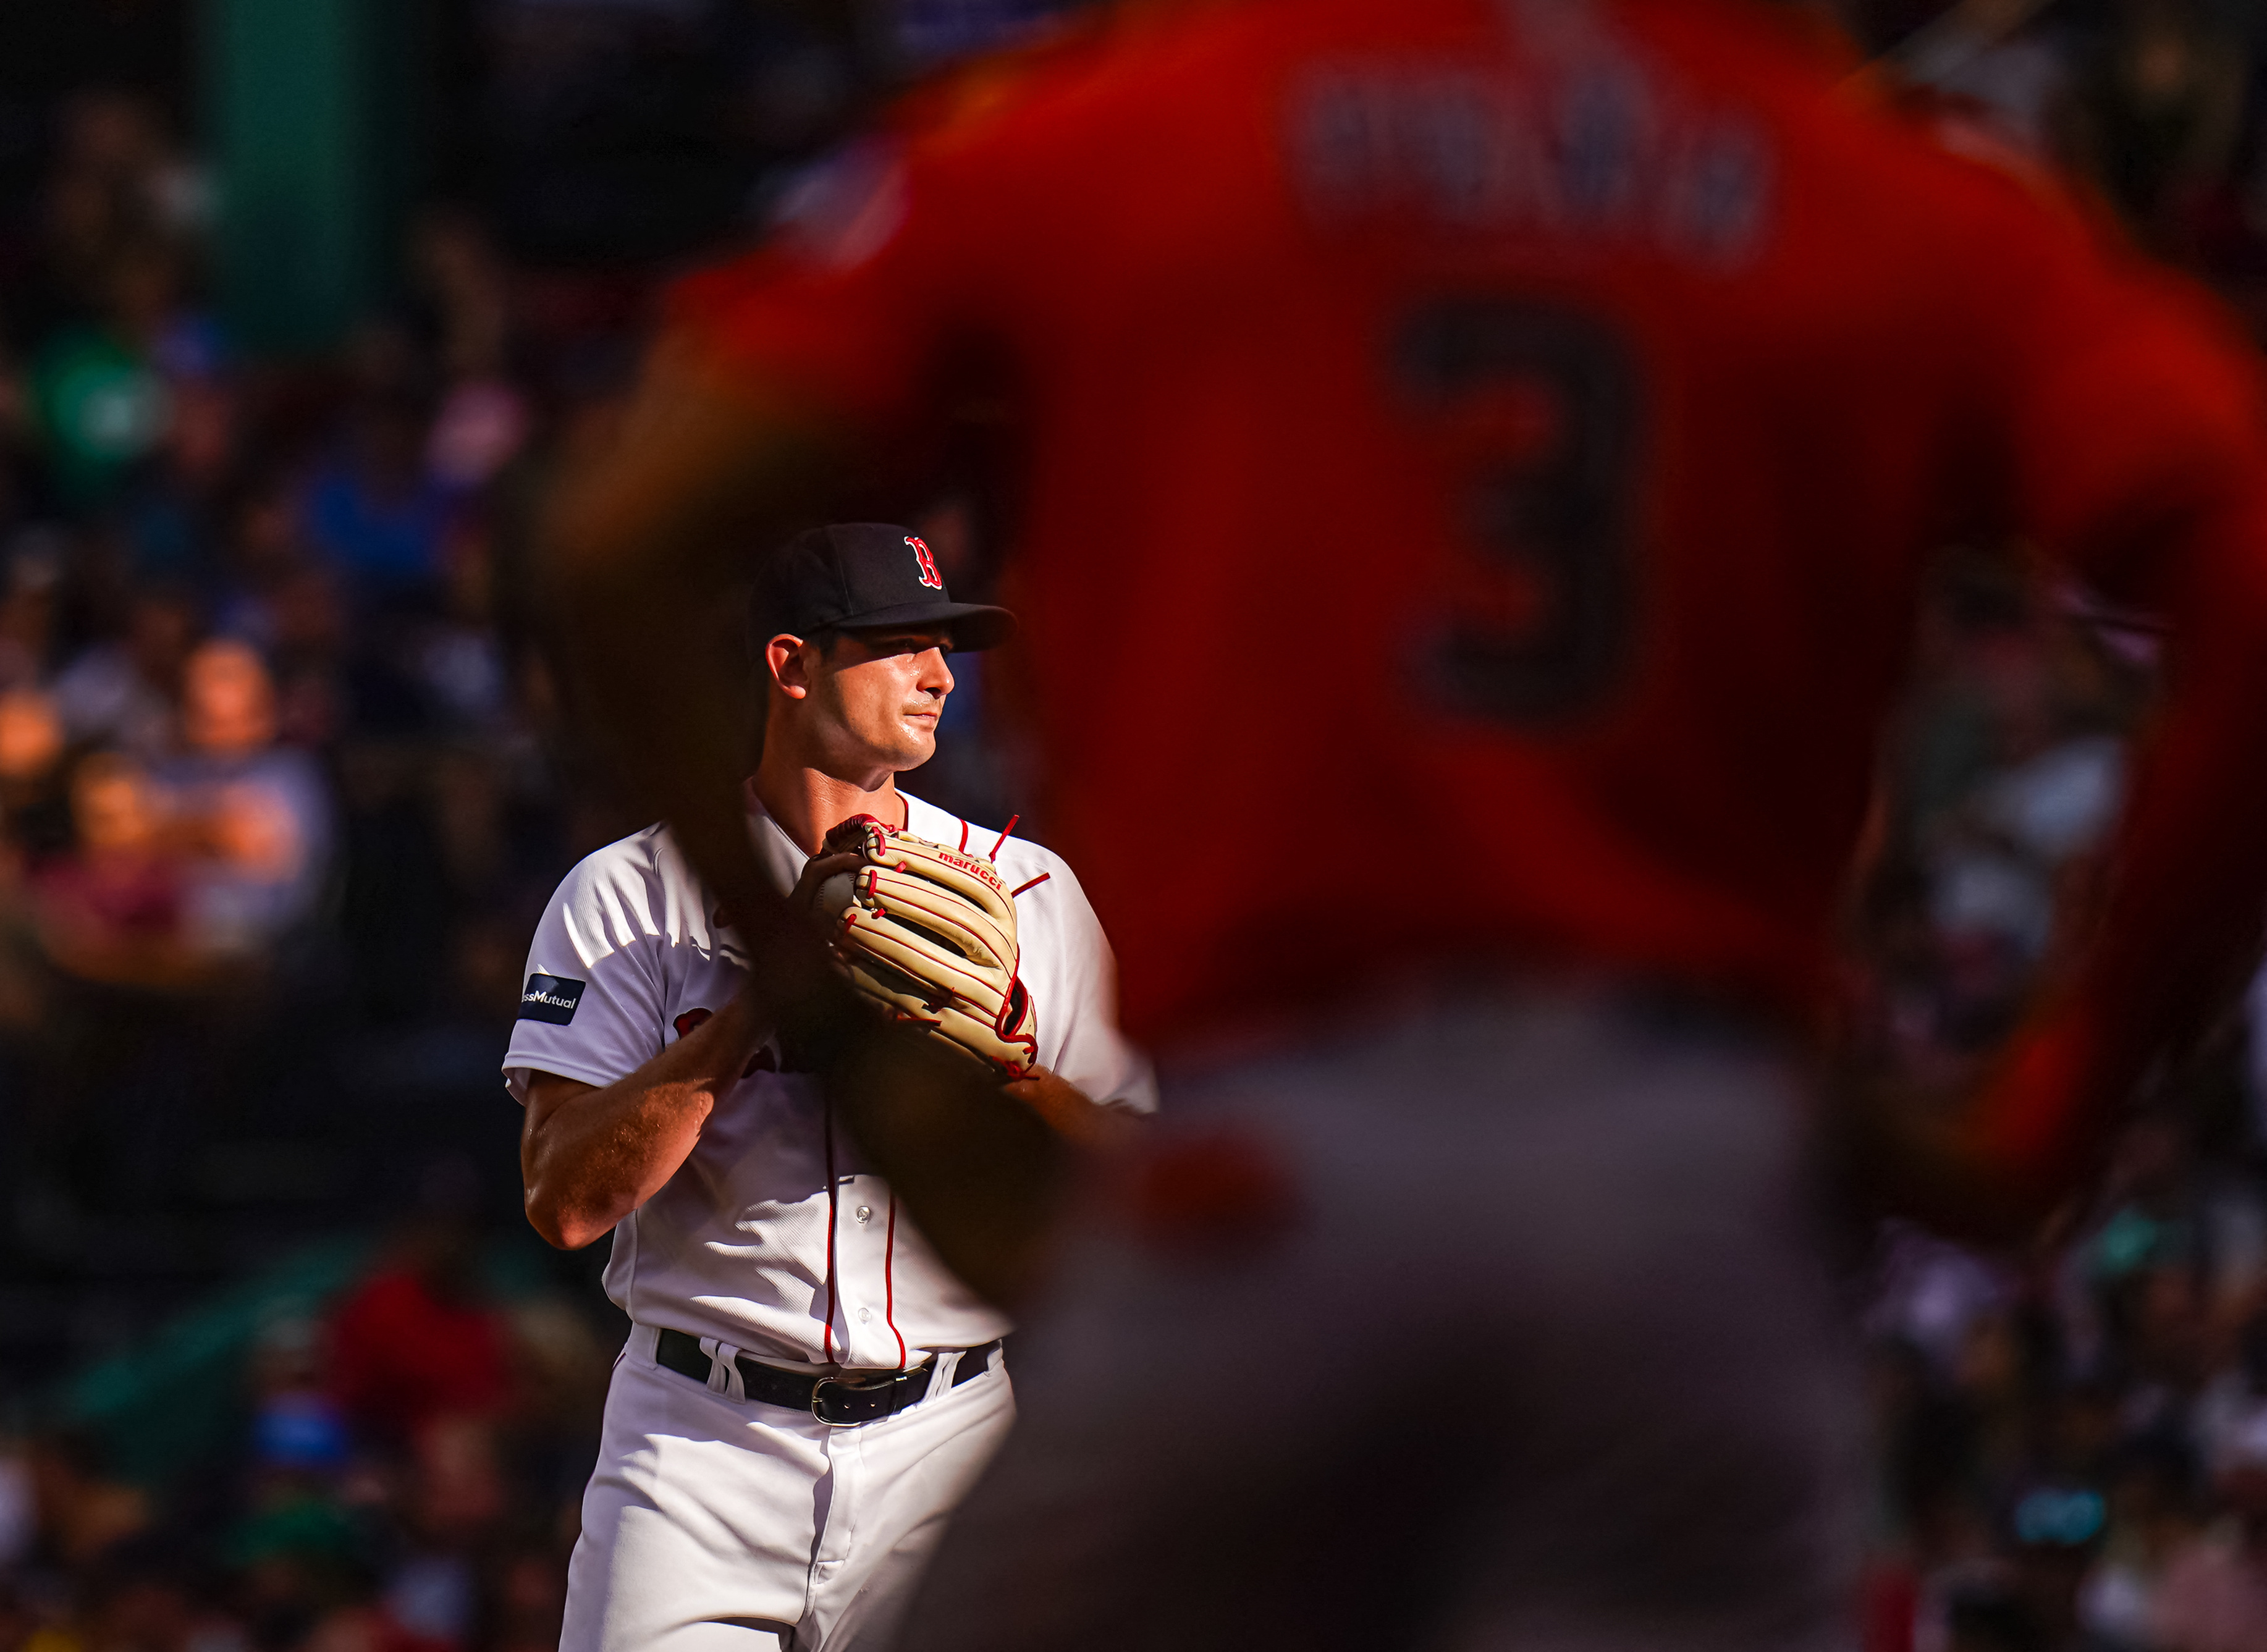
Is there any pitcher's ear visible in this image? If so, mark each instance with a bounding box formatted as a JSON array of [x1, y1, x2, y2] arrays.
[[766, 633, 814, 699]]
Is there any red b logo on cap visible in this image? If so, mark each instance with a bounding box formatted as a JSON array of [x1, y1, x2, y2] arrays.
[[907, 536, 943, 590]]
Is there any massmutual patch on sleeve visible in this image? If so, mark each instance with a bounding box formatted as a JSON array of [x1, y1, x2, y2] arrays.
[[518, 974, 586, 1025]]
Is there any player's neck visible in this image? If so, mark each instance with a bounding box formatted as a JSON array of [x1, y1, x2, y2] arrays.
[[746, 758, 908, 856]]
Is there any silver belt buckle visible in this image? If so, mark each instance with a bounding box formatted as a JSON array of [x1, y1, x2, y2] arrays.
[[811, 1372, 897, 1428]]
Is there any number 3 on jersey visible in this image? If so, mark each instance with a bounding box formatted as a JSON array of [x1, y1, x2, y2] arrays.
[[1396, 298, 1645, 723]]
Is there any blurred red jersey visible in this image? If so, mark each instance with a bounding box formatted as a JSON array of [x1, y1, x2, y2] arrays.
[[672, 0, 2267, 1047]]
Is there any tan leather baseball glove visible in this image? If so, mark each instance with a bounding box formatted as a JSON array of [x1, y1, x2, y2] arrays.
[[811, 815, 1039, 1079]]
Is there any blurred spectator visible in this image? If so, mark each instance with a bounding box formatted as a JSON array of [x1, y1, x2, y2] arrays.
[[415, 527, 510, 742], [0, 1436, 32, 1575], [37, 93, 205, 303], [409, 213, 529, 494], [25, 1431, 151, 1572], [424, 384, 527, 500], [25, 241, 179, 513], [234, 563, 352, 751], [481, 1545, 567, 1652], [0, 688, 71, 852], [69, 1532, 228, 1652], [0, 536, 65, 691], [327, 1216, 512, 1451], [51, 585, 200, 761], [2076, 1436, 2195, 1649], [2074, 0, 2248, 258], [2148, 1405, 2267, 1650], [247, 1318, 352, 1485], [300, 398, 461, 615], [29, 750, 204, 991], [152, 638, 332, 958]]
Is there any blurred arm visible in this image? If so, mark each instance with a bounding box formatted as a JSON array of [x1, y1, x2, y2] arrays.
[[1851, 187, 2267, 1236], [521, 989, 773, 1250], [1965, 489, 2267, 1218], [1003, 1066, 1139, 1149], [549, 346, 845, 974]]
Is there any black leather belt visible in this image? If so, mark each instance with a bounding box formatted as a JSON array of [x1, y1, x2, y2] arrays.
[[654, 1327, 1004, 1426]]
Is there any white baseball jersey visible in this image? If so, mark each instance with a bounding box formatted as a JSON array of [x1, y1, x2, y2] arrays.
[[504, 790, 1155, 1368]]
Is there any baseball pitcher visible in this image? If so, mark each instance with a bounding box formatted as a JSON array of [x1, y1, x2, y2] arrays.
[[507, 523, 1153, 1652]]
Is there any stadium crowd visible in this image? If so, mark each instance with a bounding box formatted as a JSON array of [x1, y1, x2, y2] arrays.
[[1849, 549, 2267, 1652], [0, 79, 635, 1652], [0, 2, 2264, 1650]]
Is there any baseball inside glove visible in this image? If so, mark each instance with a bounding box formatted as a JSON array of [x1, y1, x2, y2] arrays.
[[813, 815, 1039, 1079]]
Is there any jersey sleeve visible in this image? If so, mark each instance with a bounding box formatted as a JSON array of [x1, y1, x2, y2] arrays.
[[501, 845, 671, 1103], [658, 30, 1096, 435], [1949, 172, 2267, 1195], [1027, 850, 1157, 1115], [663, 132, 969, 431], [1979, 194, 2267, 597]]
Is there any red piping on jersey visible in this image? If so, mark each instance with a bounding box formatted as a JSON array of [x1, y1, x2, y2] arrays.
[[883, 1195, 906, 1370], [989, 815, 1019, 859], [958, 817, 969, 853], [1010, 872, 1051, 898], [821, 1095, 840, 1364]]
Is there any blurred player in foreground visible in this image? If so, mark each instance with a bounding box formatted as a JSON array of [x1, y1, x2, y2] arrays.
[[550, 0, 2267, 1646], [510, 523, 1151, 1652]]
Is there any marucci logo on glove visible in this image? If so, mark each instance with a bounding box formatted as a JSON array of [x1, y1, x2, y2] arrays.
[[519, 974, 586, 1025]]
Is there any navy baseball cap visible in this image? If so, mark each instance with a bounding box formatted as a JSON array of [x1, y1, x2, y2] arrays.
[[750, 523, 1017, 654]]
